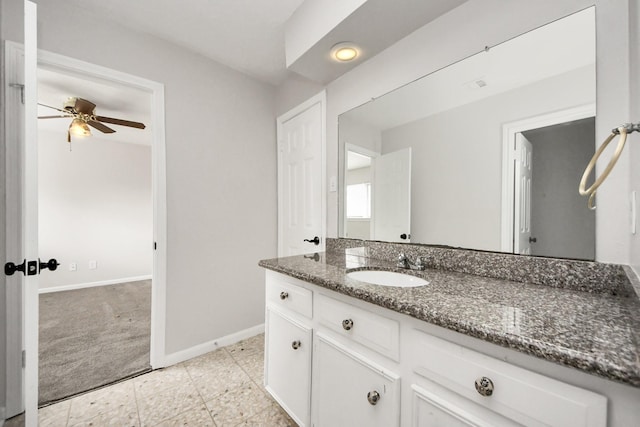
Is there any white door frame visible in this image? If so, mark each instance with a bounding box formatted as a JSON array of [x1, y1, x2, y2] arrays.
[[276, 91, 327, 256], [4, 45, 168, 413], [500, 103, 595, 252]]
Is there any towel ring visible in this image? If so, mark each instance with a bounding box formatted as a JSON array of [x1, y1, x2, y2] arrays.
[[579, 126, 629, 210]]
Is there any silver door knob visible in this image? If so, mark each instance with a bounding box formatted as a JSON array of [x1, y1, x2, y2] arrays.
[[291, 340, 301, 350], [342, 319, 354, 331], [367, 390, 380, 405], [279, 291, 288, 300], [474, 376, 494, 396]]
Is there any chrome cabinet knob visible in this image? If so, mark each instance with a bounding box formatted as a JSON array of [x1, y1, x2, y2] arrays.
[[367, 390, 381, 405], [279, 291, 288, 300], [474, 376, 494, 396], [342, 319, 354, 331], [291, 340, 301, 350]]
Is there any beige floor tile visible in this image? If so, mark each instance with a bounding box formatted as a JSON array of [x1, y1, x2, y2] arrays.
[[226, 335, 264, 360], [67, 380, 138, 426], [152, 405, 215, 427], [239, 401, 298, 427], [205, 382, 271, 427], [189, 361, 253, 402], [134, 364, 192, 398], [68, 410, 140, 427], [137, 380, 204, 427], [236, 354, 265, 384], [39, 399, 71, 427], [183, 348, 235, 372]]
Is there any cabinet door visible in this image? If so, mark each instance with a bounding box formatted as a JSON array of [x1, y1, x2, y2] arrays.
[[411, 384, 517, 427], [313, 332, 400, 427], [265, 308, 312, 426]]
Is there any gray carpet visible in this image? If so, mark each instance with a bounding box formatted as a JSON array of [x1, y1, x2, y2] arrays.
[[39, 280, 151, 405]]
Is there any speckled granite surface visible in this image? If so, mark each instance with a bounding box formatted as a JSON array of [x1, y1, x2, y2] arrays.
[[326, 238, 632, 296], [259, 250, 640, 388]]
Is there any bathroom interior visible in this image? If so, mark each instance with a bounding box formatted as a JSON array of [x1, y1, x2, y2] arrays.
[[1, 0, 640, 426]]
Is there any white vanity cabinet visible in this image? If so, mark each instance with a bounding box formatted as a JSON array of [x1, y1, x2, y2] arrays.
[[264, 271, 612, 427]]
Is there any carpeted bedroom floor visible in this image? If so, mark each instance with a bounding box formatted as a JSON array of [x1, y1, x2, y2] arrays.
[[38, 280, 152, 405]]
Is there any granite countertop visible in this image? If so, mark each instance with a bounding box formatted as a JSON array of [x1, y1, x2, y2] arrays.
[[259, 251, 640, 388]]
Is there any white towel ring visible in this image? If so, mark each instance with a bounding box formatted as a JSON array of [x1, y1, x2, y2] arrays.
[[579, 126, 629, 210]]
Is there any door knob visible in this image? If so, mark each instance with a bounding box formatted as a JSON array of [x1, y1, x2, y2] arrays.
[[39, 258, 60, 272], [529, 237, 537, 243], [4, 260, 26, 276], [303, 236, 320, 245]]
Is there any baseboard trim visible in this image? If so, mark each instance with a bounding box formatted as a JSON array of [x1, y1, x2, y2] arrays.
[[39, 275, 153, 294], [160, 323, 265, 368]]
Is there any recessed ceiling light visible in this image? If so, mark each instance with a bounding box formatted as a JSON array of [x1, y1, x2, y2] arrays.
[[331, 42, 359, 62]]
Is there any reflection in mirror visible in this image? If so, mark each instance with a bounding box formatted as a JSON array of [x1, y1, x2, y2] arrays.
[[339, 7, 596, 260]]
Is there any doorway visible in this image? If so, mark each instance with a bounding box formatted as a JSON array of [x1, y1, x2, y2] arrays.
[[36, 64, 154, 404], [4, 44, 167, 417], [501, 104, 596, 259]]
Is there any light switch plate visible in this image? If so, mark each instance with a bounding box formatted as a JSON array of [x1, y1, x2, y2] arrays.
[[329, 176, 337, 192]]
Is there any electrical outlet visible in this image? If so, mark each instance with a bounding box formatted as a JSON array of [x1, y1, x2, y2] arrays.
[[89, 260, 97, 270], [69, 262, 77, 272]]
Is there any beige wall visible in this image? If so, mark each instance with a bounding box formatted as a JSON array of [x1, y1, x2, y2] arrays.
[[28, 0, 277, 355], [38, 131, 153, 290]]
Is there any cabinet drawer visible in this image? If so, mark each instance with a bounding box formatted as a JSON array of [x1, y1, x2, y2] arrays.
[[266, 272, 313, 318], [411, 331, 606, 427], [316, 293, 399, 361]]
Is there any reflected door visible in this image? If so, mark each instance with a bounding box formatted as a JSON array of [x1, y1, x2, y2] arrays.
[[373, 148, 411, 243], [514, 134, 533, 254]]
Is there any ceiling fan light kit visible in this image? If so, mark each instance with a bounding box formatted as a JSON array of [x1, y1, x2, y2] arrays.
[[38, 96, 146, 144]]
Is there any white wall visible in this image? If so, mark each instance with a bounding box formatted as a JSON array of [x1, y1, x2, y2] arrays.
[[318, 0, 639, 265], [38, 131, 152, 290], [29, 0, 277, 355], [380, 66, 594, 252]]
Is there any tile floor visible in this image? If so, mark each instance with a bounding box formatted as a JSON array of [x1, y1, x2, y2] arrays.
[[7, 333, 297, 427]]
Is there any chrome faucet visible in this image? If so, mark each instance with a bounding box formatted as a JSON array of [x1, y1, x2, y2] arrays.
[[396, 253, 426, 270]]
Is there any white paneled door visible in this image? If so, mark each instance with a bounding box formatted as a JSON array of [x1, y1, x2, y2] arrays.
[[373, 148, 412, 243], [514, 133, 533, 255], [277, 92, 326, 256], [4, 1, 39, 425]]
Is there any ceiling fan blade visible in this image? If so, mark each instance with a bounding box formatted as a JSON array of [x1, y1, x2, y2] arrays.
[[38, 103, 69, 114], [95, 116, 146, 129], [74, 98, 96, 114], [38, 115, 74, 119], [87, 120, 116, 133]]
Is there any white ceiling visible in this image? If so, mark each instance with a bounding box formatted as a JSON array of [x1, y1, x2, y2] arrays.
[[63, 0, 305, 86], [38, 66, 152, 146]]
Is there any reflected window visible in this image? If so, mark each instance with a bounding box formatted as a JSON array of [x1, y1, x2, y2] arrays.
[[346, 183, 371, 218]]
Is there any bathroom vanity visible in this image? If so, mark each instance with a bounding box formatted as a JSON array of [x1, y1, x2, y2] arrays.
[[259, 241, 640, 427]]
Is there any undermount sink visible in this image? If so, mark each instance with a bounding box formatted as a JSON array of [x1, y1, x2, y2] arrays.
[[347, 270, 429, 287]]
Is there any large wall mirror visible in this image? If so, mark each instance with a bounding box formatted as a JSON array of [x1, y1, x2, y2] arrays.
[[339, 7, 596, 260]]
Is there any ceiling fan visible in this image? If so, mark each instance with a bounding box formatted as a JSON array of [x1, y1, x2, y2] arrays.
[[38, 97, 146, 142]]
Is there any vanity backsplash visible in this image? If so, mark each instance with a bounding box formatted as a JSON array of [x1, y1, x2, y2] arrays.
[[326, 238, 633, 297]]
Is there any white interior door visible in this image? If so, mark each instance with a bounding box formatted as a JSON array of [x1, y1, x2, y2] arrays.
[[277, 92, 325, 256], [3, 1, 39, 425], [373, 148, 411, 243], [514, 133, 533, 255]]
